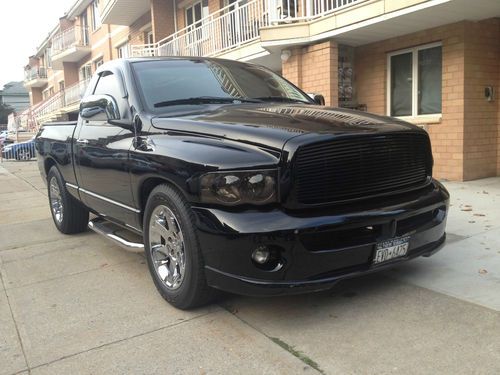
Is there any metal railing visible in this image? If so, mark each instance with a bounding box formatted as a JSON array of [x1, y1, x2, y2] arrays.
[[268, 0, 364, 22], [24, 66, 48, 81], [52, 26, 90, 55], [20, 79, 91, 130], [63, 79, 90, 107], [131, 0, 270, 58]]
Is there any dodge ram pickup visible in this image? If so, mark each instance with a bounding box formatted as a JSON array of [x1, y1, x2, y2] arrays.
[[36, 57, 449, 309]]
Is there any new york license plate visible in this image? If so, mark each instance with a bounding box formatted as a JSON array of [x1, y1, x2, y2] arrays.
[[372, 236, 410, 265]]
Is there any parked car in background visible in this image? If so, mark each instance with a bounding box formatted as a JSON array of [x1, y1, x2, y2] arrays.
[[2, 137, 36, 160], [0, 130, 14, 145]]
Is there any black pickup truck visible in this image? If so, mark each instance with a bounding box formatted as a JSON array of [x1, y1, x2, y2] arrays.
[[36, 57, 449, 309]]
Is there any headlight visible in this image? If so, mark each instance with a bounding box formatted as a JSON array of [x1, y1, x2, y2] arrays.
[[200, 170, 278, 205]]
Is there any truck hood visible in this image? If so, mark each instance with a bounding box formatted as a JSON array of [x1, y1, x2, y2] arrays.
[[151, 103, 423, 150]]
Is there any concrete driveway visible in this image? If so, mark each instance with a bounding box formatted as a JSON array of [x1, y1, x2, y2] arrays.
[[1, 161, 499, 375]]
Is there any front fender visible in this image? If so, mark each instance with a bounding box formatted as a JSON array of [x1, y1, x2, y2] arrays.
[[129, 133, 281, 206]]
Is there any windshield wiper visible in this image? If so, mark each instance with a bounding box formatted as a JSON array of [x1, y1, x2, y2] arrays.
[[252, 96, 310, 104], [154, 96, 261, 108]]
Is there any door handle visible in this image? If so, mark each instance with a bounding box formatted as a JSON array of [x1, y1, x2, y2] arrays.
[[76, 139, 89, 144]]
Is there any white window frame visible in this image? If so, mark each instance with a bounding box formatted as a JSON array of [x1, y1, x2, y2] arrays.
[[116, 42, 130, 59], [79, 63, 92, 81], [91, 0, 102, 31], [185, 1, 203, 29], [94, 58, 103, 71], [386, 42, 442, 122]]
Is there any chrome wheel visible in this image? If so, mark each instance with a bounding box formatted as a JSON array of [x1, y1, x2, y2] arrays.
[[149, 205, 186, 290], [49, 177, 63, 224]]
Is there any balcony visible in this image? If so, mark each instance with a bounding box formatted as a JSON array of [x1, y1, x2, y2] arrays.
[[131, 0, 270, 61], [261, 0, 500, 48], [269, 0, 365, 22], [23, 67, 48, 88], [51, 26, 90, 69], [30, 79, 90, 126]]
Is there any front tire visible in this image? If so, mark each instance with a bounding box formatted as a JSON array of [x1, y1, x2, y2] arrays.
[[144, 184, 215, 309], [47, 166, 89, 234]]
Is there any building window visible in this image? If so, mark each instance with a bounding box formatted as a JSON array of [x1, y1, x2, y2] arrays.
[[91, 0, 102, 31], [388, 43, 442, 117], [185, 1, 203, 29], [145, 30, 154, 45], [79, 64, 92, 81], [58, 81, 65, 92], [94, 58, 103, 71], [117, 43, 130, 59], [45, 48, 52, 69]]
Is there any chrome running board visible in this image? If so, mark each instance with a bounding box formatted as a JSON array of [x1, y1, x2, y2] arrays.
[[88, 217, 144, 253]]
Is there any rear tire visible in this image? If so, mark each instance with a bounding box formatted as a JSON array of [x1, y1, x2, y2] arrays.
[[47, 166, 89, 234], [143, 184, 216, 309]]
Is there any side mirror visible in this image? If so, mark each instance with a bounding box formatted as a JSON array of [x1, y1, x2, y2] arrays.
[[80, 94, 120, 122], [307, 93, 325, 106]]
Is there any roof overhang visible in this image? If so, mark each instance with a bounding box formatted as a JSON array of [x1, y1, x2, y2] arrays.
[[261, 0, 500, 49], [66, 0, 93, 20], [101, 0, 151, 26]]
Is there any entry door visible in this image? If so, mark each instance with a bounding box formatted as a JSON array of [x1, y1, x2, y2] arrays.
[[74, 71, 138, 228]]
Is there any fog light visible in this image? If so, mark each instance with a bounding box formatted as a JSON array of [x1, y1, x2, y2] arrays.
[[252, 246, 270, 264]]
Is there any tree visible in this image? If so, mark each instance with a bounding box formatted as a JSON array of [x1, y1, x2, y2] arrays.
[[0, 102, 14, 124]]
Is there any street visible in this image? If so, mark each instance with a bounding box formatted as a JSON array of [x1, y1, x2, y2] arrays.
[[1, 161, 499, 375]]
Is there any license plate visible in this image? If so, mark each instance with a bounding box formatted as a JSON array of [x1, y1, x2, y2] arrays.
[[372, 236, 410, 265]]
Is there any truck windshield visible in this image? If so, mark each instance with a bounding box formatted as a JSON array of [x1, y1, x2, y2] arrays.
[[131, 59, 312, 111]]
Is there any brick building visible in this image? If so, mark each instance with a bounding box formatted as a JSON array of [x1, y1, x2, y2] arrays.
[[22, 0, 500, 181]]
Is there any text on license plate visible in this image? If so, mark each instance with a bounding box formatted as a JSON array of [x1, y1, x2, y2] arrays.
[[372, 236, 410, 265]]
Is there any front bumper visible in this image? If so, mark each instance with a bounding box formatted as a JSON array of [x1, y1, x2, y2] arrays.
[[192, 180, 449, 296]]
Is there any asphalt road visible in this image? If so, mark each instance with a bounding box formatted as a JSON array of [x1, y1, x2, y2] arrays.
[[1, 161, 499, 375]]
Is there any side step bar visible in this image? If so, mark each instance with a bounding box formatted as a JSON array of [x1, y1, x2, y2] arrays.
[[88, 217, 144, 253]]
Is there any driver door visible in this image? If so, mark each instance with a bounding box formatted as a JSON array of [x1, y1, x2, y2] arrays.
[[74, 70, 139, 229]]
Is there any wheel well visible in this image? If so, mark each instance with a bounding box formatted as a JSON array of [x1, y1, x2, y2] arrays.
[[44, 158, 57, 177], [139, 177, 186, 222]]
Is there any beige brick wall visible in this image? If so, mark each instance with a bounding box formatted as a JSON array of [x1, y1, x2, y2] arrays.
[[463, 19, 500, 180], [31, 88, 43, 105], [62, 62, 79, 86], [496, 23, 500, 176], [355, 19, 500, 181], [282, 41, 339, 106], [151, 0, 176, 41], [356, 22, 467, 181], [129, 11, 152, 45]]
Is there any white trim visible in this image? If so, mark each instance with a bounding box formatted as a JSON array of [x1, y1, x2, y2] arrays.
[[396, 115, 442, 125], [113, 36, 130, 49], [91, 25, 128, 50], [178, 0, 199, 9], [386, 42, 443, 118], [91, 53, 104, 62], [139, 22, 152, 32]]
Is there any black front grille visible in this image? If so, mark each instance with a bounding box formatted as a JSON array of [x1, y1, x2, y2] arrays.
[[294, 133, 432, 205]]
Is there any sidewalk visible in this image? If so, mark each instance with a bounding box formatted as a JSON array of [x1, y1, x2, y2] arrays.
[[0, 161, 499, 375]]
